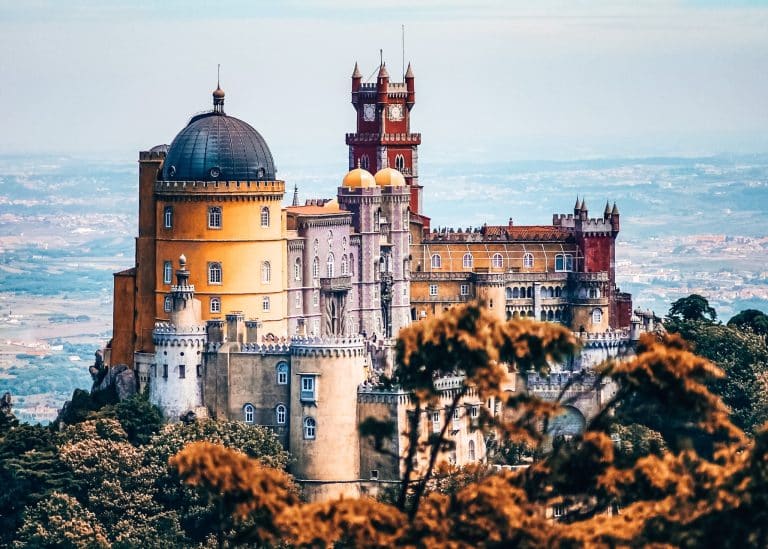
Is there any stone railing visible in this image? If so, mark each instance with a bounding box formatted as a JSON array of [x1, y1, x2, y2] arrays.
[[155, 180, 285, 194]]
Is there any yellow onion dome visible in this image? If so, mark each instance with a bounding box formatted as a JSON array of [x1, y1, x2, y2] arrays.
[[374, 167, 406, 187], [342, 167, 376, 188]]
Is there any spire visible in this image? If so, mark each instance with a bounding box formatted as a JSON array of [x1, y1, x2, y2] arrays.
[[574, 196, 581, 210], [292, 185, 299, 207], [352, 62, 362, 79], [581, 199, 587, 212], [604, 200, 611, 216], [611, 202, 619, 215], [175, 253, 191, 288], [212, 65, 225, 114], [405, 62, 414, 78], [378, 62, 389, 79]]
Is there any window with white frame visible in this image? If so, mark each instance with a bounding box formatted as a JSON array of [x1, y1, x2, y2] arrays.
[[460, 284, 469, 296], [262, 296, 270, 311], [553, 504, 565, 518], [326, 253, 335, 278], [303, 417, 316, 439], [453, 408, 461, 427], [243, 404, 254, 424], [208, 262, 222, 284], [341, 254, 348, 275], [208, 206, 222, 229], [348, 253, 354, 275], [313, 290, 319, 306], [592, 308, 603, 325], [468, 439, 476, 461], [395, 154, 405, 171], [294, 258, 301, 281], [429, 284, 438, 296], [295, 292, 301, 309], [492, 253, 504, 269], [462, 253, 473, 269], [163, 295, 172, 312], [210, 297, 221, 313], [431, 411, 441, 433], [260, 206, 270, 227], [163, 261, 173, 284], [261, 261, 271, 283], [360, 154, 369, 170], [471, 405, 479, 419], [431, 254, 442, 269], [555, 254, 574, 272], [523, 253, 534, 268], [163, 206, 173, 229], [276, 362, 288, 385], [312, 256, 319, 279], [300, 375, 316, 402], [276, 404, 286, 425]]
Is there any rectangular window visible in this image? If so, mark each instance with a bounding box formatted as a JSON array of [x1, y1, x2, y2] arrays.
[[553, 504, 565, 518], [178, 364, 185, 379], [431, 410, 441, 433], [370, 469, 379, 480], [162, 364, 168, 379], [300, 375, 316, 402], [471, 405, 479, 419], [460, 284, 469, 296], [295, 293, 301, 309], [163, 206, 173, 229], [163, 261, 173, 284], [208, 206, 222, 229], [453, 408, 461, 427], [429, 284, 438, 296], [163, 295, 172, 312], [555, 254, 574, 272], [262, 296, 270, 311], [196, 364, 202, 378]]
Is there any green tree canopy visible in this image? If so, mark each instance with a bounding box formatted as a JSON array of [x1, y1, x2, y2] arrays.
[[728, 308, 768, 336], [667, 293, 718, 324]]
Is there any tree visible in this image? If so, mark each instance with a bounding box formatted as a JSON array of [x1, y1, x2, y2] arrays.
[[728, 308, 768, 336], [113, 392, 163, 446], [167, 303, 768, 547], [667, 293, 717, 324]]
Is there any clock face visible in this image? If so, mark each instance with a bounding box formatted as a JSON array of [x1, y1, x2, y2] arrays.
[[388, 104, 404, 121], [363, 104, 376, 122]]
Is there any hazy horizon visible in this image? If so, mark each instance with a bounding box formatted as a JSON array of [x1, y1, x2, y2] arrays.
[[1, 1, 767, 165]]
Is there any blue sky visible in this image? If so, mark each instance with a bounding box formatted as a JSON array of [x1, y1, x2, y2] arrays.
[[1, 1, 766, 165]]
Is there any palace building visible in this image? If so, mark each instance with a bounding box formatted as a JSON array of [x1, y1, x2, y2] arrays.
[[107, 61, 644, 500]]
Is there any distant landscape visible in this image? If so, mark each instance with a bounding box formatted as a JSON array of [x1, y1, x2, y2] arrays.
[[1, 153, 766, 423]]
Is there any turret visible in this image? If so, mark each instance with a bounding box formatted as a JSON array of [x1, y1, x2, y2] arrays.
[[604, 200, 611, 220], [351, 61, 362, 95], [580, 199, 588, 221], [574, 196, 581, 216], [405, 62, 415, 108], [376, 63, 389, 105], [610, 202, 620, 233]]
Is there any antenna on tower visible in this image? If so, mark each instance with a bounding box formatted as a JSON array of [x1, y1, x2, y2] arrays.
[[379, 48, 383, 67], [402, 24, 405, 80], [217, 64, 221, 88]]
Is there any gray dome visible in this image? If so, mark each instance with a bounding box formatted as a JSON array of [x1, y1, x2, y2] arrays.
[[162, 112, 276, 181]]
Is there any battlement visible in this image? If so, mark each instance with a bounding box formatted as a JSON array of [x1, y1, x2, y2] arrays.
[[139, 150, 166, 161], [170, 284, 195, 293], [290, 335, 366, 358], [345, 132, 421, 145], [422, 224, 571, 243], [527, 371, 600, 392], [576, 329, 629, 348], [155, 179, 285, 196], [153, 322, 207, 347]]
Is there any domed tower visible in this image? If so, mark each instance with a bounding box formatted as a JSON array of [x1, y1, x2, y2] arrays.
[[120, 84, 288, 367]]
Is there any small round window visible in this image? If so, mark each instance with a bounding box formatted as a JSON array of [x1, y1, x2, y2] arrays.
[[256, 167, 266, 179], [209, 166, 221, 178]]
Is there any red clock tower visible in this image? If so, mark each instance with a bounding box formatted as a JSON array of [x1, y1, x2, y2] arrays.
[[347, 61, 423, 214]]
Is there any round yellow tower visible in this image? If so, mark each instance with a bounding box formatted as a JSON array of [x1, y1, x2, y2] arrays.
[[151, 86, 287, 337]]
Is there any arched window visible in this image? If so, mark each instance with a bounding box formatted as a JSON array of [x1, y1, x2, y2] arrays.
[[555, 287, 562, 298], [163, 261, 173, 284], [468, 439, 476, 461], [408, 232, 413, 245], [431, 254, 442, 269], [260, 206, 270, 227], [555, 309, 562, 321], [163, 206, 173, 229], [541, 286, 548, 298], [360, 154, 369, 170], [163, 295, 172, 312], [511, 287, 519, 298], [341, 254, 349, 275], [326, 253, 335, 278], [349, 253, 355, 275], [395, 154, 405, 171], [243, 404, 254, 424], [462, 253, 473, 269], [547, 310, 554, 321], [312, 257, 319, 279], [588, 287, 600, 299], [505, 287, 513, 299], [540, 311, 547, 321], [492, 253, 503, 269], [523, 253, 534, 268], [526, 286, 533, 299], [209, 297, 221, 313], [208, 206, 222, 229], [276, 362, 288, 385], [303, 417, 316, 439], [261, 261, 271, 283], [208, 262, 222, 284], [294, 258, 301, 281], [276, 404, 286, 425], [592, 308, 603, 325]]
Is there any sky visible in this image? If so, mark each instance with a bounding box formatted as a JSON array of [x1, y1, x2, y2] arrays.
[[1, 1, 767, 167]]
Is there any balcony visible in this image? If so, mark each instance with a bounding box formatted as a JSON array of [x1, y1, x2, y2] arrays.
[[320, 276, 352, 292]]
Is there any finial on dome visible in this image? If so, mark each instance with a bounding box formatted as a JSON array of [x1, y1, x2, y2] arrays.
[[352, 62, 362, 79], [213, 64, 225, 113], [292, 185, 299, 207], [356, 158, 361, 169]]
